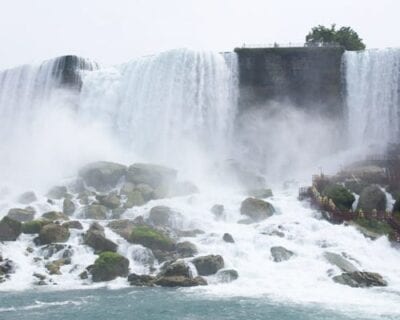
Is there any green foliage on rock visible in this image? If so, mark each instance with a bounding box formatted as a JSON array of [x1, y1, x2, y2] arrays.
[[354, 217, 394, 237], [129, 225, 175, 251], [22, 219, 50, 234], [306, 24, 366, 51], [91, 251, 129, 282], [322, 184, 355, 211]]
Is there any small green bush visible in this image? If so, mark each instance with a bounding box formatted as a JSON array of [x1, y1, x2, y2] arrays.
[[129, 225, 174, 251], [323, 184, 355, 211]]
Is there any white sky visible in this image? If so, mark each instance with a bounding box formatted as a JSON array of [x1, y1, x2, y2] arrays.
[[0, 0, 398, 69]]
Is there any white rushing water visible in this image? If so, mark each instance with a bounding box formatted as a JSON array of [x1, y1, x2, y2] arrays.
[[0, 48, 400, 318], [345, 49, 400, 152]]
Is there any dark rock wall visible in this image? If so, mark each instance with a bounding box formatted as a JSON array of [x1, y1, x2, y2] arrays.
[[234, 47, 345, 117]]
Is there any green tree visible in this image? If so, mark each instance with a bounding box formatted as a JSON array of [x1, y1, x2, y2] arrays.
[[305, 24, 366, 51]]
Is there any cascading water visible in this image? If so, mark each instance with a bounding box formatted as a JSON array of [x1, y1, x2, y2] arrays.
[[0, 49, 400, 320], [345, 49, 400, 151]]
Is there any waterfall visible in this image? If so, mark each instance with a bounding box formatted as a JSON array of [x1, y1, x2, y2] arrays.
[[344, 49, 400, 151], [79, 49, 238, 168]]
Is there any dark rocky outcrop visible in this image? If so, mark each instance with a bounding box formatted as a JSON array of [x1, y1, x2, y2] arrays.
[[240, 198, 275, 222], [333, 271, 387, 288], [84, 223, 117, 253], [154, 275, 207, 287], [79, 161, 127, 192], [0, 217, 22, 241], [357, 185, 387, 212], [270, 246, 294, 262], [7, 208, 35, 222], [91, 251, 129, 282], [62, 220, 83, 230], [39, 224, 70, 244], [192, 255, 224, 276], [222, 233, 235, 243], [128, 273, 155, 286]]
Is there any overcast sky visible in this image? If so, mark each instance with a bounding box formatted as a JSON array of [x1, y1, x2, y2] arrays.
[[0, 0, 398, 69]]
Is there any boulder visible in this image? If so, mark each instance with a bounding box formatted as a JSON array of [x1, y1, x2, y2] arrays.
[[62, 220, 83, 230], [96, 193, 121, 209], [128, 273, 155, 286], [270, 246, 294, 262], [128, 225, 175, 251], [63, 199, 76, 216], [192, 255, 224, 276], [176, 241, 198, 258], [160, 260, 191, 278], [124, 190, 145, 208], [79, 161, 127, 192], [22, 219, 50, 234], [7, 208, 35, 222], [135, 184, 154, 202], [47, 186, 68, 200], [147, 206, 174, 227], [216, 269, 239, 283], [107, 219, 139, 240], [322, 184, 355, 211], [222, 233, 235, 243], [39, 224, 70, 244], [126, 163, 177, 189], [211, 204, 224, 219], [323, 252, 358, 273], [154, 275, 207, 287], [84, 223, 118, 253], [83, 204, 108, 220], [45, 258, 70, 275], [240, 198, 275, 222], [42, 211, 70, 221], [17, 191, 37, 204], [0, 217, 22, 241], [248, 188, 273, 199], [357, 185, 387, 212], [333, 271, 387, 288], [91, 251, 129, 282]]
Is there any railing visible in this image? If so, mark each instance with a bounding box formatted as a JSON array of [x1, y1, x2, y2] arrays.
[[240, 42, 342, 49]]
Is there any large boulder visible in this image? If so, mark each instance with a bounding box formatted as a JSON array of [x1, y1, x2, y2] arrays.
[[126, 163, 177, 189], [160, 260, 191, 278], [192, 255, 224, 276], [17, 191, 37, 204], [128, 273, 155, 286], [0, 217, 22, 241], [42, 211, 69, 221], [22, 219, 50, 234], [96, 193, 121, 209], [323, 252, 358, 273], [91, 251, 129, 282], [147, 206, 175, 227], [333, 271, 387, 288], [270, 246, 294, 262], [84, 223, 118, 253], [154, 275, 207, 287], [39, 224, 70, 244], [357, 185, 387, 212], [62, 220, 83, 230], [322, 184, 355, 211], [176, 241, 198, 258], [240, 198, 275, 222], [46, 186, 68, 200], [128, 225, 175, 251], [79, 161, 127, 192], [63, 199, 76, 216], [83, 205, 108, 220], [123, 190, 145, 208], [7, 208, 35, 222], [107, 219, 141, 240]]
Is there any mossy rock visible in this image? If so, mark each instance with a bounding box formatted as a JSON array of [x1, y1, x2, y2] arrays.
[[42, 211, 70, 221], [0, 216, 22, 241], [91, 251, 129, 282], [22, 219, 51, 234], [129, 225, 175, 251], [322, 184, 355, 211], [357, 185, 386, 212], [354, 217, 394, 237]]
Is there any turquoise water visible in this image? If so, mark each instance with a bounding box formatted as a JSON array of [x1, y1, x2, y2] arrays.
[[0, 288, 396, 320]]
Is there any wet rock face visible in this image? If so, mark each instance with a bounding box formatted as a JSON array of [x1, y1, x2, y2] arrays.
[[96, 193, 121, 209], [7, 208, 35, 222], [79, 161, 127, 192], [39, 224, 70, 244], [0, 217, 22, 241], [240, 197, 275, 222], [222, 233, 235, 243], [42, 211, 70, 221], [147, 206, 175, 227], [216, 269, 239, 283], [126, 163, 177, 189], [128, 273, 155, 286], [333, 271, 387, 288], [62, 220, 83, 230], [176, 241, 198, 258], [323, 252, 358, 273], [154, 275, 207, 287], [83, 205, 108, 220], [84, 223, 118, 253], [270, 246, 294, 262], [357, 185, 387, 212], [192, 255, 224, 276], [91, 252, 129, 282]]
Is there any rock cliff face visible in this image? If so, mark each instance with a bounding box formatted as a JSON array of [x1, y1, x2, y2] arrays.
[[234, 47, 345, 117]]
